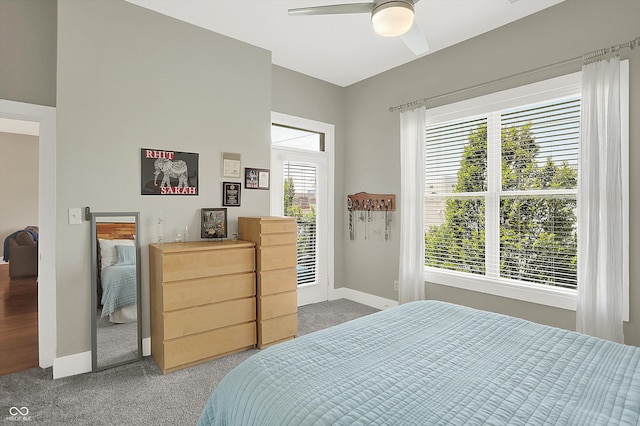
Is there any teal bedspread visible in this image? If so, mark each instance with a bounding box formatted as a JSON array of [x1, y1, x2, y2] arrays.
[[197, 301, 640, 425], [100, 264, 136, 318]]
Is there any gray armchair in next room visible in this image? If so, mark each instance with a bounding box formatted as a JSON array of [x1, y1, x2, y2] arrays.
[[3, 226, 39, 279]]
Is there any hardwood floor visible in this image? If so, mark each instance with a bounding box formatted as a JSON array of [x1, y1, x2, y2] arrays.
[[0, 263, 38, 376]]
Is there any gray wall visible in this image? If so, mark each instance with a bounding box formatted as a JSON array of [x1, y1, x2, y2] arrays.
[[0, 0, 57, 107], [0, 132, 39, 259], [56, 0, 272, 357], [343, 0, 640, 344]]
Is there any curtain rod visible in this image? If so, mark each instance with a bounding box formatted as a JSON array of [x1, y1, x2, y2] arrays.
[[389, 36, 640, 113]]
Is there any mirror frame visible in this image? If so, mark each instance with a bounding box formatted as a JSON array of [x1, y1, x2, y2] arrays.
[[90, 211, 142, 372]]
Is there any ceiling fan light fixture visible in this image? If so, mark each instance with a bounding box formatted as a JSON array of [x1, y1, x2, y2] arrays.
[[371, 1, 415, 37]]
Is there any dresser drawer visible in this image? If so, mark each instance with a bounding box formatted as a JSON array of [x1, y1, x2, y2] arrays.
[[261, 220, 297, 235], [164, 321, 256, 370], [163, 297, 256, 340], [260, 232, 296, 246], [258, 268, 297, 296], [162, 247, 255, 282], [163, 273, 255, 311], [259, 291, 297, 321], [238, 217, 296, 243], [257, 245, 297, 271], [259, 313, 297, 348]]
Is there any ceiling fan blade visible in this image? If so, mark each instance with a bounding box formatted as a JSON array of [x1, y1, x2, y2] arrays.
[[288, 3, 374, 16], [400, 21, 429, 55]]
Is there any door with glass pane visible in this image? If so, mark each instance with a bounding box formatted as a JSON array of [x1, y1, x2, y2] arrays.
[[271, 117, 332, 306]]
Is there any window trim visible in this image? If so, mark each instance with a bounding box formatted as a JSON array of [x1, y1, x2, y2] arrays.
[[424, 63, 629, 318], [425, 267, 577, 310]]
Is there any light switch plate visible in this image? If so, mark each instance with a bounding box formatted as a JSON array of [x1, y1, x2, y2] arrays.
[[68, 207, 82, 225]]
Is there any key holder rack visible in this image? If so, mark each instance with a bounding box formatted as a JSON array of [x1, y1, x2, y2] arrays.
[[347, 192, 396, 242], [347, 192, 395, 211]]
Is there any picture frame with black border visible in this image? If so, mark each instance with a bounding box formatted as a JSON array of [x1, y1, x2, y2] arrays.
[[245, 167, 270, 190], [222, 182, 241, 207], [200, 208, 227, 239]]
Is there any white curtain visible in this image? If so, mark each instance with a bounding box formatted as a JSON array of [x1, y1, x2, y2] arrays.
[[398, 106, 426, 304], [576, 56, 623, 343]]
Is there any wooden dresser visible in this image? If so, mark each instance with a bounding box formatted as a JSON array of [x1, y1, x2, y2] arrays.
[[149, 240, 256, 374], [238, 216, 298, 348]]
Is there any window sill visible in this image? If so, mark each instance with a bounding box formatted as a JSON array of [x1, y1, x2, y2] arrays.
[[424, 267, 577, 312]]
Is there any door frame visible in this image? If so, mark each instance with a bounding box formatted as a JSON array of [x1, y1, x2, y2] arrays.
[[270, 112, 335, 306], [0, 99, 57, 369]]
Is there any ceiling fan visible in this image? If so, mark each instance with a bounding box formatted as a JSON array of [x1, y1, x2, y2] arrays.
[[288, 0, 429, 55]]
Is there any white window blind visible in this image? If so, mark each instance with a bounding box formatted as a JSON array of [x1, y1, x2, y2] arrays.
[[283, 161, 318, 285], [424, 96, 580, 290], [499, 98, 580, 289], [425, 116, 487, 276]]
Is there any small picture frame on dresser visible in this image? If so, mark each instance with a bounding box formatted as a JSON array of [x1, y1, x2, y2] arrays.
[[201, 208, 227, 239]]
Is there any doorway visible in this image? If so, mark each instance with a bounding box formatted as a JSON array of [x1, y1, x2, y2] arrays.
[[0, 122, 39, 375], [270, 112, 334, 306], [0, 99, 56, 371]]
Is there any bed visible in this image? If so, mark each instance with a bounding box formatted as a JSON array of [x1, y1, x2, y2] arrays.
[[96, 222, 137, 323], [198, 300, 640, 425]]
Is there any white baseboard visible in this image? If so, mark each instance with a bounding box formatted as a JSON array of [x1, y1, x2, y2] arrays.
[[53, 351, 91, 379], [142, 337, 151, 357], [331, 287, 398, 310]]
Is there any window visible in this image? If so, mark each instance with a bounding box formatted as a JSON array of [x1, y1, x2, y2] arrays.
[[423, 68, 629, 313], [272, 124, 325, 152]]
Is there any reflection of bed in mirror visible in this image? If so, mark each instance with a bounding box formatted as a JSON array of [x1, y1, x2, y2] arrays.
[[96, 222, 137, 323], [90, 212, 142, 372]]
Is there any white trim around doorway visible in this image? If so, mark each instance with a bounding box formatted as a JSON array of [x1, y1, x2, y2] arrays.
[[0, 99, 56, 371], [270, 112, 335, 306]]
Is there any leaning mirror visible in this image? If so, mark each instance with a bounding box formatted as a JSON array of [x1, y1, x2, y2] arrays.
[[90, 212, 142, 371]]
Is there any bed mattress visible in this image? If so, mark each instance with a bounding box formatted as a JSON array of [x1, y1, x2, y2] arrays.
[[198, 300, 640, 425]]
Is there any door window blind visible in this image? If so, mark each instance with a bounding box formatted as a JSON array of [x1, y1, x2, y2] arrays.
[[283, 161, 319, 285]]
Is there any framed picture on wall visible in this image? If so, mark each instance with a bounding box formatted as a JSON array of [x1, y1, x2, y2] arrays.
[[222, 182, 241, 207], [222, 152, 241, 178], [201, 208, 227, 239], [140, 148, 199, 195], [245, 167, 270, 190]]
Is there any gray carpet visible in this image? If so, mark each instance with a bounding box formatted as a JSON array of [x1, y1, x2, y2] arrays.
[[96, 311, 139, 368], [0, 299, 378, 425]]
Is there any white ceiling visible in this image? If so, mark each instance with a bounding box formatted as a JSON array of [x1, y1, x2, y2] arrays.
[[126, 0, 564, 87]]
